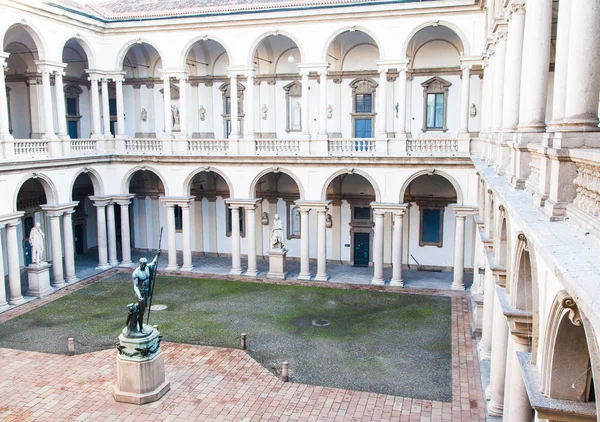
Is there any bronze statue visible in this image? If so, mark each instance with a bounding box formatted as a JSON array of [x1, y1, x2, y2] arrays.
[[126, 252, 160, 337]]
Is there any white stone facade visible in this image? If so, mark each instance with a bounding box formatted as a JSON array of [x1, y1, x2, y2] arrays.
[[0, 0, 599, 420]]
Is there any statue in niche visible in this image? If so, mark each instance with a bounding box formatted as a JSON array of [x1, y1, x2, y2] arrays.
[[292, 102, 301, 130], [261, 104, 268, 120], [325, 213, 333, 228], [270, 214, 285, 249], [141, 108, 147, 122], [29, 222, 45, 265], [326, 104, 333, 120], [199, 105, 206, 121], [261, 212, 269, 226], [171, 105, 180, 130]]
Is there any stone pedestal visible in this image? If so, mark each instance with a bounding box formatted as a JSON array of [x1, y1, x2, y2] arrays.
[[267, 248, 288, 280], [113, 326, 170, 405], [26, 263, 54, 298]]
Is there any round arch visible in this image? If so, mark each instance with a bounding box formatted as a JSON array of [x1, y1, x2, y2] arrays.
[[59, 34, 96, 69], [321, 26, 384, 63], [494, 212, 509, 269], [69, 168, 104, 201], [341, 42, 379, 70], [13, 173, 58, 212], [321, 169, 381, 202], [247, 30, 306, 67], [183, 166, 235, 197], [114, 38, 165, 70], [399, 169, 463, 205], [249, 167, 305, 200], [121, 166, 169, 196], [180, 35, 233, 70], [1, 20, 48, 60], [401, 20, 470, 59]]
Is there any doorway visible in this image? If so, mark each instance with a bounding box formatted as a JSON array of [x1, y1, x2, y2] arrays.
[[353, 232, 370, 267]]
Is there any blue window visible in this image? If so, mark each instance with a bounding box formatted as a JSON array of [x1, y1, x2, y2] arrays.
[[355, 94, 372, 113], [109, 98, 117, 117], [225, 96, 231, 115], [67, 120, 78, 139], [354, 119, 372, 139], [420, 208, 443, 247], [426, 93, 444, 129], [66, 98, 77, 116]]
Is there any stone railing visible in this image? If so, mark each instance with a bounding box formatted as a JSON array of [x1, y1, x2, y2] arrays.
[[14, 140, 49, 157], [572, 163, 600, 217], [125, 139, 163, 153], [70, 139, 97, 154], [406, 138, 458, 155], [328, 138, 376, 155], [256, 139, 300, 154], [188, 139, 229, 154], [527, 156, 540, 190]]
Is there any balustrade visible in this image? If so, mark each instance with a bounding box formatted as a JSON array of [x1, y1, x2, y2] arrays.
[[328, 138, 376, 155], [14, 140, 49, 157], [407, 139, 458, 154], [125, 139, 163, 153], [256, 139, 300, 154], [527, 156, 540, 190], [70, 139, 97, 154], [573, 163, 600, 217], [188, 139, 229, 154]]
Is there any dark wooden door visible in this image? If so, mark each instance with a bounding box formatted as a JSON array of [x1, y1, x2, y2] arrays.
[[353, 232, 370, 267]]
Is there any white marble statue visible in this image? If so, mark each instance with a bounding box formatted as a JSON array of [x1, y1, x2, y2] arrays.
[[141, 108, 147, 122], [171, 105, 180, 130], [271, 214, 284, 249], [29, 222, 45, 265]]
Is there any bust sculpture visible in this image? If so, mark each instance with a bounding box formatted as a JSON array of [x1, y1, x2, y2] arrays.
[[271, 214, 284, 249], [29, 222, 45, 265]]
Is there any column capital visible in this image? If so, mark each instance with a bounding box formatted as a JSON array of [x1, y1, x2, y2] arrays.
[[294, 200, 331, 211], [159, 196, 196, 207], [452, 205, 478, 217], [89, 195, 112, 207], [224, 198, 262, 209], [0, 52, 9, 64], [40, 202, 79, 217], [35, 60, 66, 74], [0, 212, 24, 228], [297, 62, 329, 74], [112, 194, 136, 206], [86, 69, 106, 82], [370, 202, 409, 213], [106, 71, 127, 83]]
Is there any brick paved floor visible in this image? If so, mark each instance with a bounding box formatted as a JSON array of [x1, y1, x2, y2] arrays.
[[0, 274, 485, 421]]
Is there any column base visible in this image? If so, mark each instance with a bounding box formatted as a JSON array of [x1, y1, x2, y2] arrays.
[[297, 273, 311, 281], [487, 400, 504, 417], [0, 303, 9, 312], [96, 263, 112, 270], [478, 340, 492, 360], [8, 296, 26, 306], [451, 282, 465, 291], [371, 278, 385, 285], [245, 269, 258, 277], [65, 276, 79, 283], [180, 265, 194, 272], [229, 268, 243, 276], [41, 133, 58, 141], [165, 265, 179, 272], [108, 260, 120, 267], [91, 133, 104, 140], [485, 384, 492, 401], [389, 279, 404, 287], [52, 280, 66, 288], [314, 274, 329, 282], [119, 261, 134, 268]]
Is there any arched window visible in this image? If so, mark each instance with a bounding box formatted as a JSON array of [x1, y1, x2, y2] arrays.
[[349, 77, 377, 138], [220, 82, 244, 138], [283, 81, 302, 133], [421, 76, 451, 132]]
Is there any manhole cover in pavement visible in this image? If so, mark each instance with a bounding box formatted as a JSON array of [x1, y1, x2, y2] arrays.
[[312, 319, 330, 327], [150, 304, 168, 311]]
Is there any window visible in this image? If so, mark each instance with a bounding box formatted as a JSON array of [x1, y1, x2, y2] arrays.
[[283, 81, 302, 132], [350, 78, 377, 140], [426, 93, 444, 129], [64, 84, 83, 138], [220, 82, 244, 139], [226, 206, 245, 238], [421, 76, 451, 132], [174, 205, 183, 231], [353, 206, 371, 220], [109, 98, 117, 136], [419, 207, 444, 247], [287, 204, 301, 239]]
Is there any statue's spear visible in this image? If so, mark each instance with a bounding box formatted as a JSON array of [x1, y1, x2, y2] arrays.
[[146, 226, 163, 325]]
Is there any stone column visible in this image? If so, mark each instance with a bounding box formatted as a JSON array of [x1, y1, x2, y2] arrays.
[[396, 66, 408, 137], [101, 78, 111, 138], [300, 71, 310, 139], [0, 53, 13, 141], [62, 210, 77, 282], [481, 55, 495, 134], [562, 0, 600, 130], [179, 75, 188, 137], [452, 214, 467, 290], [229, 74, 239, 140], [479, 266, 495, 360], [298, 206, 311, 280], [48, 213, 65, 286], [487, 288, 509, 417], [114, 75, 126, 137], [181, 200, 193, 272], [318, 69, 328, 138], [391, 211, 404, 286], [93, 199, 110, 269], [165, 204, 178, 271], [492, 30, 508, 132], [106, 202, 118, 266], [0, 227, 6, 310], [39, 66, 56, 139], [315, 207, 329, 281], [88, 75, 103, 139], [502, 5, 526, 132], [115, 198, 133, 267], [245, 72, 256, 140], [376, 67, 388, 139], [245, 204, 258, 276], [6, 222, 24, 304], [372, 209, 385, 285], [548, 0, 571, 127], [518, 0, 552, 131], [229, 205, 242, 275], [458, 64, 471, 137], [162, 75, 173, 137], [504, 335, 532, 421], [54, 69, 68, 139]]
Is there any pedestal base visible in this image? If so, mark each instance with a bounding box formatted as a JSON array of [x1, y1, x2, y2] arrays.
[[26, 263, 54, 298], [113, 326, 170, 405], [267, 248, 287, 280]]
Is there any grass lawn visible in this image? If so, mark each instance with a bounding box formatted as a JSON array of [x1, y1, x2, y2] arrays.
[[0, 273, 453, 401]]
